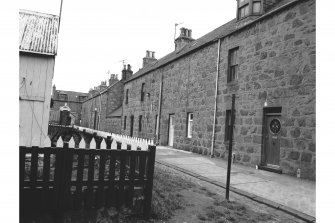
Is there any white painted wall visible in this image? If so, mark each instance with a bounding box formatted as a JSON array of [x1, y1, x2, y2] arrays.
[[19, 53, 55, 147]]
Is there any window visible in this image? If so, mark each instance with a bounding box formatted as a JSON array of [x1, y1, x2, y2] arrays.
[[252, 1, 261, 14], [139, 115, 142, 132], [228, 47, 239, 83], [237, 0, 262, 20], [125, 89, 129, 104], [59, 93, 68, 101], [238, 4, 249, 19], [225, 110, 232, 141], [141, 83, 145, 102], [124, 116, 127, 130], [187, 113, 193, 138]]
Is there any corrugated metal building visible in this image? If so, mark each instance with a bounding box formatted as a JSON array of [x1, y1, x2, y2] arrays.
[[19, 9, 59, 147]]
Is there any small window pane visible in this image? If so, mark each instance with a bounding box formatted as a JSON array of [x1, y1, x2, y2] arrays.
[[239, 4, 249, 19], [253, 2, 261, 14]]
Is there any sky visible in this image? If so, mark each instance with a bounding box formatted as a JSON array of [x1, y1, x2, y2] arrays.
[[19, 0, 236, 93]]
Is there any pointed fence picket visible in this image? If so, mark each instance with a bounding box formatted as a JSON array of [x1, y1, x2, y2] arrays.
[[90, 138, 96, 149], [56, 137, 64, 147], [43, 136, 51, 147], [100, 139, 106, 149], [68, 137, 75, 148], [79, 138, 85, 148]]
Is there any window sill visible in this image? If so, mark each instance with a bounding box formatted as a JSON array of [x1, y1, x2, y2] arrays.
[[227, 80, 238, 86]]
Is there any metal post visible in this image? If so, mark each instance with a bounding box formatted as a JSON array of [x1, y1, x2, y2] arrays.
[[226, 94, 235, 200], [93, 108, 97, 130]]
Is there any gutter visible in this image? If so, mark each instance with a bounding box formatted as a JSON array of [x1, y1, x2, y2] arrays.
[[210, 39, 221, 157]]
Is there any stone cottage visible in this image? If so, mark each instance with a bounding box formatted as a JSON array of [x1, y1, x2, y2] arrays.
[[81, 65, 133, 133], [122, 0, 316, 179]]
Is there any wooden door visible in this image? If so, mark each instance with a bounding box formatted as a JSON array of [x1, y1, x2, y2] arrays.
[[130, 116, 134, 137], [264, 115, 281, 167], [168, 115, 175, 147]]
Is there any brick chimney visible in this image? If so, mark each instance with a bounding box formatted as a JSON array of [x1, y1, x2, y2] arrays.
[[174, 27, 194, 51], [108, 74, 119, 86], [121, 64, 133, 80], [142, 50, 157, 68], [99, 81, 107, 91]]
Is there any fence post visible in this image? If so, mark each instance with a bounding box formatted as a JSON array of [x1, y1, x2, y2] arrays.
[[54, 141, 68, 221], [143, 145, 156, 219], [106, 136, 112, 149], [116, 141, 122, 150]]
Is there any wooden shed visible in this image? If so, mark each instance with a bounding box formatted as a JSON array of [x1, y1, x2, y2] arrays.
[[19, 9, 60, 147]]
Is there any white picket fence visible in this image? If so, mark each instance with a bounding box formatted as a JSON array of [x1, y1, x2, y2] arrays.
[[41, 125, 155, 150]]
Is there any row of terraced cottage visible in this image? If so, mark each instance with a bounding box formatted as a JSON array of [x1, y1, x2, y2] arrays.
[[75, 0, 316, 180]]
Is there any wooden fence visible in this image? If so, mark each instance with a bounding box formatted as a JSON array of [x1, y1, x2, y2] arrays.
[[20, 135, 156, 221]]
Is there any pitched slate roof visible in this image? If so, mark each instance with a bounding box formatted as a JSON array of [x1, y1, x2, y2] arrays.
[[126, 0, 298, 83], [19, 9, 59, 55], [125, 18, 237, 83]]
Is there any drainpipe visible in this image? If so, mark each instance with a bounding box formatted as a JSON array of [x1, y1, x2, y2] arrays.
[[156, 71, 163, 145], [210, 39, 221, 158]]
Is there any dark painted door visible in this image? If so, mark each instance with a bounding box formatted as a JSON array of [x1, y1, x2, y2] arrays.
[[264, 115, 281, 166], [130, 116, 134, 137]]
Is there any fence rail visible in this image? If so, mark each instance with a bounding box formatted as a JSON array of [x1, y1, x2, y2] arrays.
[[20, 137, 156, 221]]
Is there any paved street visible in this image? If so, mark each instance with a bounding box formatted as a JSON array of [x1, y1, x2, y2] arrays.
[[156, 146, 316, 220]]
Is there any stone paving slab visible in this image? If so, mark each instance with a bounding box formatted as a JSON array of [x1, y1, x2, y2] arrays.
[[156, 146, 316, 218]]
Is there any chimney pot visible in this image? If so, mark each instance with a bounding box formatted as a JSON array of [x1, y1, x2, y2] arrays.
[[175, 27, 194, 51], [127, 64, 131, 71]]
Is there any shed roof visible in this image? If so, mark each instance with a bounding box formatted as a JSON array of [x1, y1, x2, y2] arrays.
[[19, 9, 59, 55]]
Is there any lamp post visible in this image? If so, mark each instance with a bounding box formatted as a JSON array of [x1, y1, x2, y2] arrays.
[[226, 94, 236, 200], [93, 107, 98, 130]]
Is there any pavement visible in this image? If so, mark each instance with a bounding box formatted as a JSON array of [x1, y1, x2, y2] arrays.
[[155, 146, 316, 222]]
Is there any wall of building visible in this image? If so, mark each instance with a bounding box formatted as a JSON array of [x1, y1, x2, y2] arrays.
[[122, 0, 315, 179], [122, 70, 161, 139], [81, 81, 124, 133], [19, 53, 55, 147]]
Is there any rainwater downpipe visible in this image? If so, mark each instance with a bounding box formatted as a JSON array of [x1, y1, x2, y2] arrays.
[[210, 39, 221, 158], [156, 72, 164, 145]]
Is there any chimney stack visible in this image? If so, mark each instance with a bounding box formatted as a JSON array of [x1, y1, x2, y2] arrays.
[[52, 85, 56, 99], [174, 27, 194, 51], [122, 64, 133, 80], [142, 50, 157, 68], [108, 74, 119, 86]]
